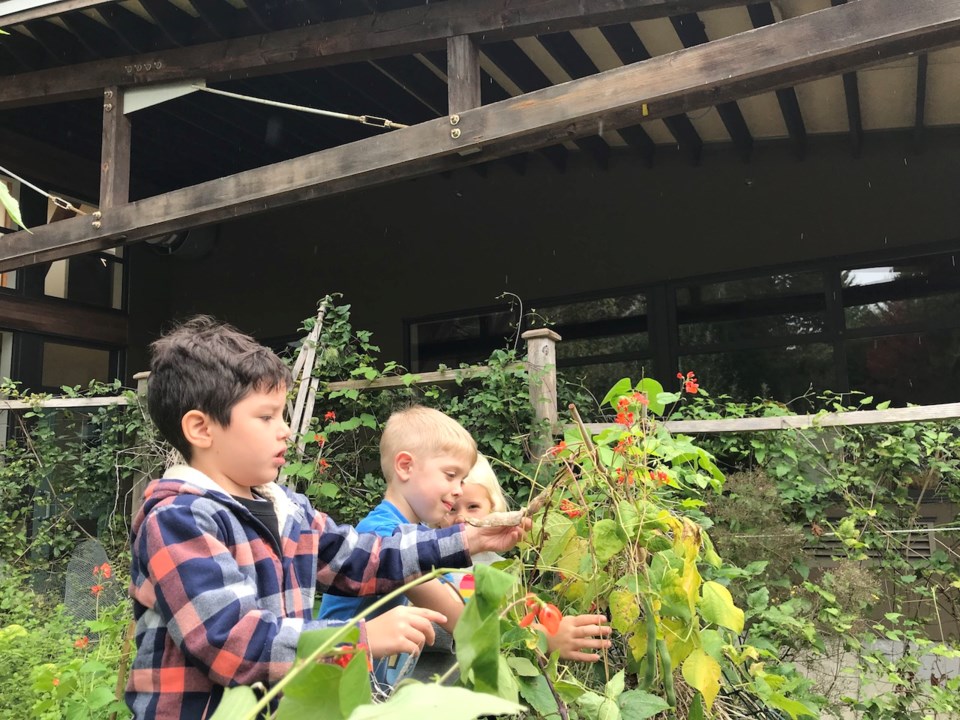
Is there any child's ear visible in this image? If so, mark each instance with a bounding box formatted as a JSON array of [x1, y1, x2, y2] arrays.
[[394, 451, 415, 482], [181, 409, 214, 450]]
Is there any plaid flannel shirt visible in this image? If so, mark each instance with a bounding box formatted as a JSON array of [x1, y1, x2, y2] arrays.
[[126, 465, 470, 719]]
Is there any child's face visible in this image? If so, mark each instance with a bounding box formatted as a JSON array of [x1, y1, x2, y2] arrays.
[[441, 483, 494, 528], [202, 386, 290, 497], [399, 452, 471, 525]]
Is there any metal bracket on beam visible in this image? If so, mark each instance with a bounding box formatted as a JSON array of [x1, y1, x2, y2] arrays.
[[124, 79, 205, 114]]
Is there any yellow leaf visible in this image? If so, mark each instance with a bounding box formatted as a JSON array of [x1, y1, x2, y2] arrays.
[[699, 581, 745, 634], [682, 649, 721, 710], [610, 589, 640, 633]]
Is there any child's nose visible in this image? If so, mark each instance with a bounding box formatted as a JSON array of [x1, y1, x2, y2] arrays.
[[279, 419, 292, 439]]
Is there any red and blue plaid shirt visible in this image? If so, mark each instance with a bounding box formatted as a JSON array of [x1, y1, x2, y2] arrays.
[[126, 465, 470, 719]]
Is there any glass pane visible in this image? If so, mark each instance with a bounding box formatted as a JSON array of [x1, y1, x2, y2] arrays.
[[409, 309, 516, 371], [44, 259, 68, 299], [676, 272, 824, 305], [536, 293, 647, 325], [556, 333, 649, 361], [561, 359, 653, 404], [843, 256, 960, 330], [679, 312, 824, 345], [111, 261, 124, 310], [679, 343, 834, 403], [847, 329, 960, 405], [0, 269, 15, 290], [677, 272, 826, 346], [41, 343, 111, 388], [0, 331, 12, 442]]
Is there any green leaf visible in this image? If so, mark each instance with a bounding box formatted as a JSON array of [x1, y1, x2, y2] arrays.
[[210, 686, 260, 719], [593, 518, 626, 563], [519, 675, 563, 719], [507, 656, 540, 677], [764, 693, 818, 719], [347, 683, 525, 720], [87, 685, 116, 710], [0, 182, 28, 232], [319, 482, 340, 498], [601, 379, 634, 409], [339, 651, 373, 717], [635, 378, 665, 416], [605, 670, 625, 699], [577, 690, 621, 720], [700, 581, 744, 633], [617, 690, 670, 720], [276, 661, 344, 720]]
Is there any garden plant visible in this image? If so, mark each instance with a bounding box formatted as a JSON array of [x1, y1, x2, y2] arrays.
[[0, 297, 958, 718]]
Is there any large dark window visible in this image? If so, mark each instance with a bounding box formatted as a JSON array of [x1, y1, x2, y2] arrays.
[[407, 245, 960, 405]]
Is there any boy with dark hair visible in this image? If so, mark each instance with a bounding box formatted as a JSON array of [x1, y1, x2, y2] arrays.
[[127, 317, 525, 719]]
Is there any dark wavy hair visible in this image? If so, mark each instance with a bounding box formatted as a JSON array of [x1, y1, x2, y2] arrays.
[[147, 315, 291, 460]]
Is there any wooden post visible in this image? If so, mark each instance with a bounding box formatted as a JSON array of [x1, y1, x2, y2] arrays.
[[100, 85, 131, 209], [522, 328, 561, 458], [447, 35, 481, 114], [130, 371, 150, 523]]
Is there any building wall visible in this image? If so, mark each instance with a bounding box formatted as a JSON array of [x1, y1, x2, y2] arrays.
[[126, 130, 960, 376]]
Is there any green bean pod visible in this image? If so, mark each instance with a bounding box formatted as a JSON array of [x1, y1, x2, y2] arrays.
[[641, 597, 657, 690], [658, 638, 676, 709]]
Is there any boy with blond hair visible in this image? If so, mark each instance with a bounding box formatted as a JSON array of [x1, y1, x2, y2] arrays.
[[127, 318, 525, 719], [319, 405, 475, 688]]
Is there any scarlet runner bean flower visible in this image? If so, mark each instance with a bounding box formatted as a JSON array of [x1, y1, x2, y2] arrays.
[[91, 584, 104, 596], [74, 636, 89, 649], [518, 597, 564, 635], [559, 499, 582, 518], [323, 411, 336, 421], [615, 411, 635, 426], [548, 440, 567, 456]]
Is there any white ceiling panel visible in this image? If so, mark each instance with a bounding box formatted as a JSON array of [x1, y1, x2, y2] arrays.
[[859, 58, 918, 131], [926, 48, 960, 127], [794, 76, 847, 134]]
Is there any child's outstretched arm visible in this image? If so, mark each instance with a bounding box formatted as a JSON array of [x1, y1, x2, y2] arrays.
[[364, 605, 447, 658], [462, 519, 530, 555], [405, 578, 465, 632], [541, 614, 613, 663]]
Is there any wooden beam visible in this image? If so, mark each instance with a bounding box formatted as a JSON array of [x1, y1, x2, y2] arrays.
[[914, 53, 929, 153], [0, 0, 769, 110], [447, 35, 481, 115], [0, 0, 114, 27], [99, 86, 131, 209], [2, 0, 959, 271], [747, 2, 806, 159], [0, 292, 127, 345]]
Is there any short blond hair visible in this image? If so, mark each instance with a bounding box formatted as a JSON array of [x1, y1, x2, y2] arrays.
[[380, 406, 477, 483], [464, 454, 509, 513]]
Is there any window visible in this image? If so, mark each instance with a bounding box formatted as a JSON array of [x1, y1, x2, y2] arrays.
[[42, 197, 124, 310], [40, 341, 113, 389], [406, 245, 960, 406]]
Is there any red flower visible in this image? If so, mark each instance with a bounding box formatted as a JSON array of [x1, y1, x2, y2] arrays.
[[548, 440, 567, 456], [616, 396, 630, 411], [519, 610, 537, 628], [632, 392, 650, 407], [333, 652, 352, 668], [559, 499, 582, 518], [100, 563, 112, 579], [313, 433, 326, 446], [684, 379, 699, 394], [676, 372, 684, 379], [615, 411, 635, 426], [91, 584, 104, 596], [538, 604, 563, 635], [525, 593, 539, 608], [317, 458, 330, 471], [613, 437, 633, 454], [74, 636, 89, 649], [324, 411, 336, 421], [52, 678, 60, 687]]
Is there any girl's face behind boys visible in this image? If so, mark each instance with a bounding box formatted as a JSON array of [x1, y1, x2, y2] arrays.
[[441, 483, 494, 528], [396, 452, 471, 525], [194, 386, 291, 498]]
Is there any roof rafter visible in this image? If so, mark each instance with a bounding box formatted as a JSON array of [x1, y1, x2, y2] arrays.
[[2, 0, 959, 271], [0, 0, 772, 110]]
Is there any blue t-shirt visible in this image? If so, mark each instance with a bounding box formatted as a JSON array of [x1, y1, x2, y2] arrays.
[[318, 500, 417, 689]]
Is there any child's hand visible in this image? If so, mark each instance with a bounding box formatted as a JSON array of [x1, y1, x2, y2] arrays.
[[463, 519, 531, 554], [365, 606, 448, 658], [542, 614, 612, 663]]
